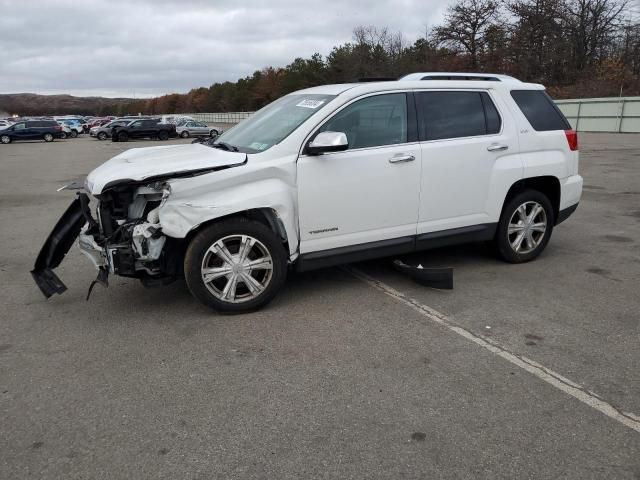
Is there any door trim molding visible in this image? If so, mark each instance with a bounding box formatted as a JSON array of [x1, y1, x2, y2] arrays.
[[296, 223, 497, 272]]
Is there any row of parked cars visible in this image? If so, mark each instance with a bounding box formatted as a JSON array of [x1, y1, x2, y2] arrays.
[[0, 114, 223, 144], [91, 116, 223, 141]]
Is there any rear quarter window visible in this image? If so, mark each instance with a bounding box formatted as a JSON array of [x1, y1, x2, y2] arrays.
[[510, 90, 570, 131]]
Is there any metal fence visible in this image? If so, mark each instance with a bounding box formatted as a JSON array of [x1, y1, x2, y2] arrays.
[[181, 96, 640, 133], [555, 97, 640, 133], [185, 112, 253, 124]]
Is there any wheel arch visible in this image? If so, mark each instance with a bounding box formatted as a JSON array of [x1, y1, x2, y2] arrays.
[[502, 176, 561, 224], [184, 208, 290, 255]]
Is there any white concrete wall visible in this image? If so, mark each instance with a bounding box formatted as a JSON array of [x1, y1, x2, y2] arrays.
[[556, 97, 640, 133]]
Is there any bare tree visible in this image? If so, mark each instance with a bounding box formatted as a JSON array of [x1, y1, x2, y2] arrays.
[[506, 0, 567, 82], [434, 0, 500, 68], [564, 0, 629, 70]]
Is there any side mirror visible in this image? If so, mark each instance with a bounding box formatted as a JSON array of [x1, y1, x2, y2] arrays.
[[307, 131, 348, 155]]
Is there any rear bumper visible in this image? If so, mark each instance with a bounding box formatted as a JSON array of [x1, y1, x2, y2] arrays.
[[556, 203, 579, 225], [560, 174, 583, 210], [31, 195, 89, 298]]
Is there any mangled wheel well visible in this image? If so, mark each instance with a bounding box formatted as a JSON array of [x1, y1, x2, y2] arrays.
[[184, 208, 290, 253]]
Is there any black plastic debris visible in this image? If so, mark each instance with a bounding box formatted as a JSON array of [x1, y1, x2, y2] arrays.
[[393, 259, 453, 289], [86, 267, 109, 301]]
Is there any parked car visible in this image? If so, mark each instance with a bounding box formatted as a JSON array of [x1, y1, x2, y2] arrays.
[[160, 114, 194, 124], [111, 119, 177, 142], [57, 119, 83, 135], [58, 123, 77, 139], [0, 120, 63, 144], [33, 72, 582, 313], [88, 118, 111, 129], [90, 120, 132, 140], [0, 120, 14, 129], [176, 121, 222, 138]]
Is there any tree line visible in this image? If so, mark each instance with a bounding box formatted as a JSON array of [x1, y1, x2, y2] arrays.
[[6, 0, 638, 116]]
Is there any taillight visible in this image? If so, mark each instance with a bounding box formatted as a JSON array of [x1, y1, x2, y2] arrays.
[[565, 129, 578, 151]]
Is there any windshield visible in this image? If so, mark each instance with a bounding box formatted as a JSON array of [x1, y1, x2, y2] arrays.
[[214, 93, 336, 153]]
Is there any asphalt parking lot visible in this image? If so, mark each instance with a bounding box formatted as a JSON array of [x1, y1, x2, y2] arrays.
[[1, 134, 638, 479]]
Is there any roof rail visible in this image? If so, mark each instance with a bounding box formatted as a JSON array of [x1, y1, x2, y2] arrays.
[[399, 72, 520, 83], [357, 77, 397, 82]]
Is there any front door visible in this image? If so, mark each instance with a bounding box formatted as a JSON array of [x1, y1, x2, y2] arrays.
[[12, 123, 32, 140], [297, 92, 421, 254]]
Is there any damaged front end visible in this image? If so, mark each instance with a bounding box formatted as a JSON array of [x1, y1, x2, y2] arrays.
[[32, 143, 250, 300], [32, 181, 180, 299]]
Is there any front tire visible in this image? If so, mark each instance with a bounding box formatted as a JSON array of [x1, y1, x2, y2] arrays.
[[209, 129, 218, 138], [495, 189, 554, 263], [70, 130, 78, 138], [158, 130, 169, 140], [1, 134, 11, 144], [97, 132, 107, 141], [180, 131, 189, 138], [184, 218, 288, 313]]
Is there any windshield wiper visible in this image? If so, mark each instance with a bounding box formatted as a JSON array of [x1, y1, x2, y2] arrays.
[[212, 141, 239, 152]]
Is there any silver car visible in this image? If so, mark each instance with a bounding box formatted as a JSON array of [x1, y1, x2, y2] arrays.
[[176, 121, 222, 138], [90, 120, 132, 140]]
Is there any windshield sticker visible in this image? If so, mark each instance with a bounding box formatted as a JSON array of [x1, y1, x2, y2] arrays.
[[296, 99, 325, 109], [249, 142, 270, 151]]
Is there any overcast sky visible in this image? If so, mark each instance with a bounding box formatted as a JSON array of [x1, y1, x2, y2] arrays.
[[0, 0, 451, 98]]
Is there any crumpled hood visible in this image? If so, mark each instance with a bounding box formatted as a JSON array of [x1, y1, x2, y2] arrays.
[[85, 144, 246, 194]]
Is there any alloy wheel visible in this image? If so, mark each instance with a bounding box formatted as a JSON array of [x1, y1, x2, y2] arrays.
[[200, 234, 274, 304], [507, 201, 547, 254]]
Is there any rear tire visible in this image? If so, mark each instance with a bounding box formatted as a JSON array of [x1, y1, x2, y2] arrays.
[[184, 218, 288, 313], [1, 134, 11, 144], [158, 130, 169, 141], [494, 189, 554, 263], [209, 129, 218, 138], [43, 133, 54, 142], [70, 130, 78, 138], [60, 132, 68, 139], [97, 132, 107, 141]]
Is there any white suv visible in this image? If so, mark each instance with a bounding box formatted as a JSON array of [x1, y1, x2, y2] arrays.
[[32, 73, 582, 312]]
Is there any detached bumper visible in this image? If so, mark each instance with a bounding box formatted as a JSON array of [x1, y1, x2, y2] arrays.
[[31, 195, 89, 298]]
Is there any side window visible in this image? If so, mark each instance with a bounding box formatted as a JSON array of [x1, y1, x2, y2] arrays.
[[318, 93, 407, 150], [131, 121, 143, 128], [417, 91, 490, 141], [14, 123, 26, 130], [510, 90, 570, 131], [481, 92, 501, 134]]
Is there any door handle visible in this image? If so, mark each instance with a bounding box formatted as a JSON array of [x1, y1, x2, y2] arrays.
[[388, 154, 415, 163], [487, 144, 508, 152]]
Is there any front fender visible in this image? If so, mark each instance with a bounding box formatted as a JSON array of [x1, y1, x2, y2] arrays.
[[159, 177, 298, 256]]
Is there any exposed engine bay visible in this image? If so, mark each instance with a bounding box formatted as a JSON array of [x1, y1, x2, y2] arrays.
[[78, 181, 181, 289]]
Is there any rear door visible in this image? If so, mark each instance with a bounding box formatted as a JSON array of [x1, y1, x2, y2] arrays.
[[297, 92, 421, 255], [128, 120, 144, 138], [194, 122, 208, 135], [415, 89, 521, 237]]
